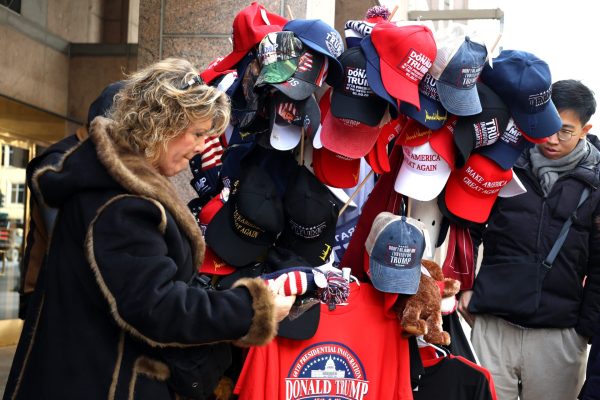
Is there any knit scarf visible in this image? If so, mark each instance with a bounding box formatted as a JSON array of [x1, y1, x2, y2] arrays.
[[529, 139, 590, 195]]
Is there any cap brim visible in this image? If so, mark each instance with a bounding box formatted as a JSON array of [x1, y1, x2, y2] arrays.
[[213, 50, 249, 72], [198, 247, 236, 275], [320, 111, 380, 159], [399, 93, 448, 130], [256, 59, 300, 86], [498, 170, 525, 198], [369, 259, 421, 295], [510, 101, 563, 138], [429, 121, 456, 168], [205, 199, 269, 267], [272, 77, 317, 101], [436, 82, 482, 116], [365, 132, 389, 174], [360, 36, 399, 114], [478, 137, 531, 170], [270, 123, 302, 151], [277, 302, 320, 339], [379, 58, 421, 109]]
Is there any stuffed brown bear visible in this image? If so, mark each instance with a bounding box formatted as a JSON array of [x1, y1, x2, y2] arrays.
[[396, 259, 460, 345]]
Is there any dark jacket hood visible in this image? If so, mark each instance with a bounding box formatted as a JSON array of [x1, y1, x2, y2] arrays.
[[33, 116, 205, 267]]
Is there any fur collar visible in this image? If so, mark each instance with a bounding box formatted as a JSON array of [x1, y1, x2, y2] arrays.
[[89, 116, 205, 267]]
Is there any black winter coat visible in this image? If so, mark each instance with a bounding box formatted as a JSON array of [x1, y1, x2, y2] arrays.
[[3, 117, 277, 400], [473, 136, 600, 338]]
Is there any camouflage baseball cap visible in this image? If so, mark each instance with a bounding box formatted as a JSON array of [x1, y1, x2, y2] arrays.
[[255, 31, 303, 86]]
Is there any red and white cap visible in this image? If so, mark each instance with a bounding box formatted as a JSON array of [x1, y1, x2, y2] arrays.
[[394, 141, 451, 201], [444, 153, 513, 223], [371, 24, 437, 109]]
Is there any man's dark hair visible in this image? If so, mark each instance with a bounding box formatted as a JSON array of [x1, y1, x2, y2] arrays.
[[551, 79, 597, 125]]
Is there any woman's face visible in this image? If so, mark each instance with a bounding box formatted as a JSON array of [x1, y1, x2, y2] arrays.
[[155, 119, 212, 176]]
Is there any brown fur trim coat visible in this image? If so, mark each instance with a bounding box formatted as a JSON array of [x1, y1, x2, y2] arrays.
[[4, 117, 276, 400]]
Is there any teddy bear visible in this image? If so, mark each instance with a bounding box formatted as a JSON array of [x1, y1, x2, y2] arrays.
[[395, 259, 461, 345]]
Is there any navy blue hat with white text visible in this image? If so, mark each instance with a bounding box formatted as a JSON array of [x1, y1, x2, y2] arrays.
[[477, 118, 534, 170], [480, 50, 562, 138]]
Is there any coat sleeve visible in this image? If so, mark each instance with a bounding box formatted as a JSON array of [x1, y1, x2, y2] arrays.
[[577, 207, 600, 338], [86, 195, 277, 348]]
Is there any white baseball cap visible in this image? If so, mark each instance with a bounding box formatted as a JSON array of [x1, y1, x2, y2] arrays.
[[394, 141, 451, 201]]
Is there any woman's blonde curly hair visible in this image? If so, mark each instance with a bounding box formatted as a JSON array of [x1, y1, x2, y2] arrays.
[[109, 57, 230, 163]]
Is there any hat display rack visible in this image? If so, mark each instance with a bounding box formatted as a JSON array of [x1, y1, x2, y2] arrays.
[[188, 2, 562, 338]]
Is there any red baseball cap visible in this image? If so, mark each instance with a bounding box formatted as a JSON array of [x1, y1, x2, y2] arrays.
[[198, 196, 236, 275], [371, 24, 437, 110], [396, 117, 434, 147], [320, 108, 381, 159], [444, 153, 513, 223], [429, 116, 458, 168], [366, 118, 401, 173], [200, 56, 235, 85], [312, 146, 360, 189], [213, 2, 288, 72]]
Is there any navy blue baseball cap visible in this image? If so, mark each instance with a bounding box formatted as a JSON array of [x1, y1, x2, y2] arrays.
[[399, 73, 448, 130], [453, 82, 510, 168], [477, 118, 533, 170], [480, 50, 562, 139], [284, 19, 344, 87], [365, 212, 425, 295], [359, 35, 399, 118], [219, 142, 255, 190]]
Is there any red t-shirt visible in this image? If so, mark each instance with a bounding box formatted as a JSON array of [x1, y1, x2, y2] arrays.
[[234, 282, 413, 400]]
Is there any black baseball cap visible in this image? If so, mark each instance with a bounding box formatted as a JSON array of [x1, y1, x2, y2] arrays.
[[330, 47, 387, 127], [278, 299, 321, 340], [267, 92, 321, 151], [206, 164, 284, 267], [271, 49, 329, 101], [277, 166, 338, 266]]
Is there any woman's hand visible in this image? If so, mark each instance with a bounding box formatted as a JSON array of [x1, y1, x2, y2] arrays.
[[457, 290, 476, 327], [273, 293, 296, 323], [268, 274, 296, 322]]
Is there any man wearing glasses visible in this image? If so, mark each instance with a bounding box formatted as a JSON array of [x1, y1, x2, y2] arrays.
[[459, 79, 600, 400]]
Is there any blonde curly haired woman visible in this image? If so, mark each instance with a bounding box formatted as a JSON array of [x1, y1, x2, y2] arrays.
[[4, 58, 294, 400]]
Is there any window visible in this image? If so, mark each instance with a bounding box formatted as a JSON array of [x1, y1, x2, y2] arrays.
[[0, 0, 21, 13], [8, 146, 28, 168], [10, 183, 25, 204]]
